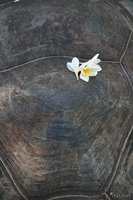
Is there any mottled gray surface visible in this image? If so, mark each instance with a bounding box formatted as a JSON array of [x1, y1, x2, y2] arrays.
[[108, 0, 133, 28], [122, 33, 133, 86], [0, 0, 133, 200], [0, 0, 131, 70], [107, 130, 133, 200]]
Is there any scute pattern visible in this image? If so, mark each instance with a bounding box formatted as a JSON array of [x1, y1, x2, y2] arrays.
[[0, 0, 131, 70], [0, 0, 133, 200]]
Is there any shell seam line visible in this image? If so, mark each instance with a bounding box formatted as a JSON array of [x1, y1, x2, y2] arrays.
[[0, 1, 13, 8], [0, 157, 28, 200], [0, 56, 119, 74], [108, 0, 133, 91], [119, 31, 133, 91], [107, 0, 133, 31], [104, 126, 133, 193], [104, 192, 111, 200], [0, 56, 73, 74], [120, 31, 133, 63], [120, 63, 133, 90], [48, 194, 101, 200]]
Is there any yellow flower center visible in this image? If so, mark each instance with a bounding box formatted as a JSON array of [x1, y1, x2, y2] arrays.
[[82, 68, 93, 77]]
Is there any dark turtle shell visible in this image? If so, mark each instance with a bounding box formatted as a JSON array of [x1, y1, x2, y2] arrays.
[[0, 0, 133, 200]]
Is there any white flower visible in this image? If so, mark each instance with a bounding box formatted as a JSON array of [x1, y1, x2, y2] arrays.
[[66, 54, 102, 82], [67, 57, 80, 80], [80, 54, 102, 82], [80, 64, 102, 82]]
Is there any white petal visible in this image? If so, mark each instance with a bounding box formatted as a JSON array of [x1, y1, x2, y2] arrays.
[[95, 58, 101, 64], [92, 54, 99, 60], [91, 54, 101, 64], [78, 62, 88, 70], [92, 65, 102, 71], [89, 71, 98, 76], [96, 59, 101, 64], [72, 57, 79, 69], [80, 73, 89, 82], [67, 62, 74, 72]]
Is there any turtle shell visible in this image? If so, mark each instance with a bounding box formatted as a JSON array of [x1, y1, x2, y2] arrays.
[[0, 0, 133, 200]]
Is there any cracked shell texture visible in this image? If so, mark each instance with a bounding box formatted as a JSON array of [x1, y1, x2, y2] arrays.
[[0, 0, 133, 200]]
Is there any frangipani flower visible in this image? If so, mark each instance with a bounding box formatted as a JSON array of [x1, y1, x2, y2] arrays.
[[80, 64, 102, 82], [67, 57, 80, 80], [79, 54, 102, 82], [66, 54, 102, 82]]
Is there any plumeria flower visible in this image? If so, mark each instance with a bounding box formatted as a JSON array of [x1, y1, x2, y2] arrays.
[[80, 54, 102, 82], [67, 57, 80, 80], [80, 64, 102, 82], [66, 54, 102, 82]]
